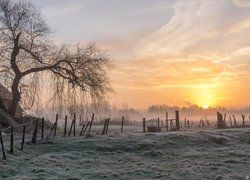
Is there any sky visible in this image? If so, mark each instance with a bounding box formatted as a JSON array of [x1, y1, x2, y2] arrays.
[[33, 0, 250, 109]]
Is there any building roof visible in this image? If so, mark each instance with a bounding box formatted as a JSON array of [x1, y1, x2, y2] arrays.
[[0, 84, 12, 100]]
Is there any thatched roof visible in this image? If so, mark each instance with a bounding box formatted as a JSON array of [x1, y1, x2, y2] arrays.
[[0, 84, 12, 100]]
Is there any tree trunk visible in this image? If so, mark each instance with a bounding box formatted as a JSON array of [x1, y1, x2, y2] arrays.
[[8, 77, 21, 118]]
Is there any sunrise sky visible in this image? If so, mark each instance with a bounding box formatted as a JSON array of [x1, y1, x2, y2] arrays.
[[33, 0, 250, 109]]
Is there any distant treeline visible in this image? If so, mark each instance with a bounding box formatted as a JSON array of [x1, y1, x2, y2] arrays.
[[147, 104, 226, 114]]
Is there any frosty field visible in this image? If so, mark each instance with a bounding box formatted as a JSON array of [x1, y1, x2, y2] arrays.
[[1, 128, 250, 180]]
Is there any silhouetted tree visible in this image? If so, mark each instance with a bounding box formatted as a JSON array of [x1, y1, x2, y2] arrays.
[[0, 0, 111, 117]]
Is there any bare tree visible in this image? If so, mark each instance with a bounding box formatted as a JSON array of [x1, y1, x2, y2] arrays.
[[0, 0, 111, 118]]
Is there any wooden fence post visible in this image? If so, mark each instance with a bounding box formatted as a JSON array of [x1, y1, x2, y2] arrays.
[[223, 114, 227, 125], [88, 113, 95, 133], [102, 119, 107, 135], [49, 124, 55, 136], [242, 114, 245, 127], [73, 113, 76, 137], [31, 119, 38, 144], [41, 118, 44, 140], [229, 116, 233, 127], [105, 118, 110, 134], [79, 124, 86, 136], [233, 115, 238, 127], [157, 118, 160, 127], [175, 110, 180, 130], [217, 112, 224, 129], [20, 125, 26, 150], [54, 114, 58, 137], [10, 125, 14, 154], [0, 130, 6, 159], [83, 122, 90, 135], [121, 116, 124, 133], [68, 120, 73, 136], [64, 115, 67, 137], [143, 118, 146, 133], [68, 115, 75, 137], [166, 112, 168, 131]]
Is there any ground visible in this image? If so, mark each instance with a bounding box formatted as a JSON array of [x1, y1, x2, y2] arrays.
[[1, 128, 250, 180]]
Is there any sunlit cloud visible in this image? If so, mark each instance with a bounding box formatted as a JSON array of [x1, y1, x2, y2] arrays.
[[109, 0, 250, 108], [32, 0, 250, 108]]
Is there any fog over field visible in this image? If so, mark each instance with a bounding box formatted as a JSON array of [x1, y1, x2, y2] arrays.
[[1, 0, 250, 179]]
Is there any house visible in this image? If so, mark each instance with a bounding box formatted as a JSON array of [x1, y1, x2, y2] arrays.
[[0, 84, 23, 118]]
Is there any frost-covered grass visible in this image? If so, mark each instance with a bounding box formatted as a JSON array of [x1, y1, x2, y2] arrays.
[[1, 128, 250, 179]]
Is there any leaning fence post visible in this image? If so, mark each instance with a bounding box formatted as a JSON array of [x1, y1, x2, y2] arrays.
[[88, 113, 95, 133], [20, 125, 26, 150], [10, 125, 14, 154], [233, 115, 238, 127], [143, 118, 146, 133], [64, 115, 67, 136], [31, 119, 38, 144], [79, 124, 86, 136], [68, 116, 75, 137], [41, 118, 44, 140], [121, 116, 124, 133], [83, 122, 90, 135], [102, 119, 107, 135], [0, 130, 6, 159], [175, 110, 180, 130]]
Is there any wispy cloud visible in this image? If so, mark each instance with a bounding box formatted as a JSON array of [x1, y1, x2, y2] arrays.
[[110, 0, 250, 107], [233, 0, 250, 7]]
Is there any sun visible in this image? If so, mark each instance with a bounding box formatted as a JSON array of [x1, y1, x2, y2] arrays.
[[203, 105, 209, 109]]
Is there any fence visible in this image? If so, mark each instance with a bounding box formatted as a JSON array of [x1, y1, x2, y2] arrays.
[[3, 110, 249, 160], [217, 112, 250, 129]]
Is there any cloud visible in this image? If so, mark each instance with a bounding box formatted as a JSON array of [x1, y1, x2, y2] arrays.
[[136, 0, 225, 58], [233, 0, 250, 7], [136, 0, 250, 59], [111, 0, 250, 107]]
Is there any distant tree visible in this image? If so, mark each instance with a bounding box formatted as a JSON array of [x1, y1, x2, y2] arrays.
[[0, 0, 111, 118]]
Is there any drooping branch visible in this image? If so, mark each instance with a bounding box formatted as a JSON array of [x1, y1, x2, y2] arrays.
[[0, 0, 112, 117]]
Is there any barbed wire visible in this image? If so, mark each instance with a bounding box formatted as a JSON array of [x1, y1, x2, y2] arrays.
[[1, 120, 34, 136]]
